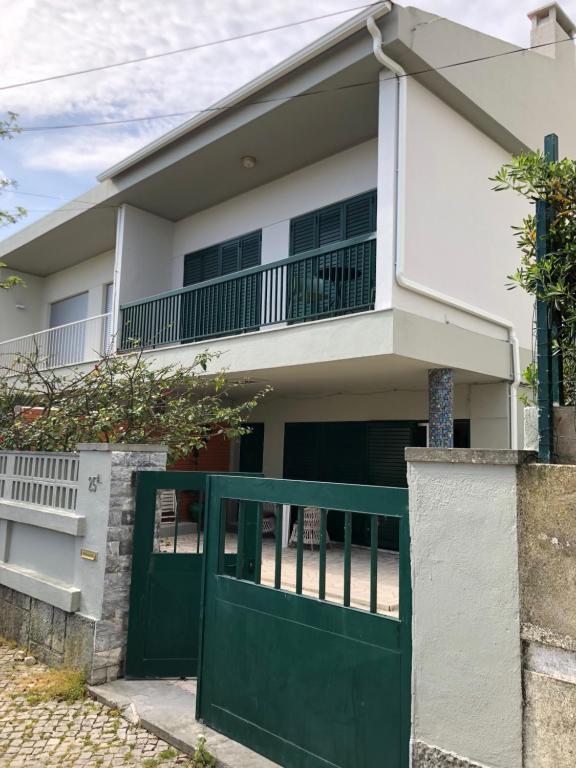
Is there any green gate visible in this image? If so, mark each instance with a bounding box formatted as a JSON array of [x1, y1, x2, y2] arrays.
[[126, 471, 250, 678], [197, 476, 411, 768]]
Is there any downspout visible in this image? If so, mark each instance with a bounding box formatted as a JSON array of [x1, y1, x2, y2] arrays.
[[367, 16, 521, 449]]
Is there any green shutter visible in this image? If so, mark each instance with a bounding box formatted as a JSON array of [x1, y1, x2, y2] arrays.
[[289, 190, 376, 256], [182, 231, 261, 340], [240, 231, 262, 269], [317, 206, 343, 247], [345, 192, 376, 239], [290, 215, 316, 255]]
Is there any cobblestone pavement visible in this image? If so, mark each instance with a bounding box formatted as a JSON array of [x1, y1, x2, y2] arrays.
[[0, 642, 193, 767]]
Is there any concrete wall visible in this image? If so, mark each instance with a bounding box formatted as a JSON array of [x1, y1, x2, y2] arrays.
[[171, 140, 377, 288], [407, 449, 525, 768], [518, 463, 576, 767], [397, 78, 533, 349]]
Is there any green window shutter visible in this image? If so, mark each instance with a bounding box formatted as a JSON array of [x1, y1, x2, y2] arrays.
[[240, 231, 262, 269], [183, 232, 261, 286], [345, 191, 376, 239], [289, 190, 377, 256], [317, 206, 343, 247], [290, 214, 316, 255], [221, 241, 240, 276]]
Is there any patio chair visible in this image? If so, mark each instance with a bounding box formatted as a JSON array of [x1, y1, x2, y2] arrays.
[[158, 489, 177, 523], [289, 506, 332, 551], [261, 502, 276, 536]]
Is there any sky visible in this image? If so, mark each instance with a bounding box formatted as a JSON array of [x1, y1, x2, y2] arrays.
[[1, 0, 575, 240]]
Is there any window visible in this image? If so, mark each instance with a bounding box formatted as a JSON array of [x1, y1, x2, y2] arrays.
[[48, 292, 89, 366], [289, 190, 376, 256], [183, 230, 262, 287]]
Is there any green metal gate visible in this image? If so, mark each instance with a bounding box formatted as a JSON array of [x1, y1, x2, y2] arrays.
[[197, 475, 411, 768], [126, 471, 241, 678]]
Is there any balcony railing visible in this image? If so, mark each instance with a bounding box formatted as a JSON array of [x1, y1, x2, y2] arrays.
[[120, 235, 376, 350], [0, 313, 113, 371]]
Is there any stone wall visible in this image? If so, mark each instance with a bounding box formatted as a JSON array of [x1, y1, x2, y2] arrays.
[[0, 585, 96, 672], [518, 463, 576, 767], [89, 447, 168, 684]]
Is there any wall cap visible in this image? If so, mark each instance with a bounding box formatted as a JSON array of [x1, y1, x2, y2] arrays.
[[76, 443, 169, 453], [405, 448, 537, 465]]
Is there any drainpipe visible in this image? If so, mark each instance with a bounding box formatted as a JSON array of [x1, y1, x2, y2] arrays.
[[367, 16, 521, 449]]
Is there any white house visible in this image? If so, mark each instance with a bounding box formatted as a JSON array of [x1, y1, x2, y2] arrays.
[[1, 1, 575, 486]]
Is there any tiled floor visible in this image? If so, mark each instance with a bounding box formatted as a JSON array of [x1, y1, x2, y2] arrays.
[[160, 532, 399, 616]]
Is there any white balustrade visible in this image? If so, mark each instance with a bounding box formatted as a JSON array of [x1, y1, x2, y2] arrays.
[[0, 313, 112, 371], [0, 451, 79, 512]]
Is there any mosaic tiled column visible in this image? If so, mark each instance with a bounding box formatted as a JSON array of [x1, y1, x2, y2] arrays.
[[428, 368, 454, 448]]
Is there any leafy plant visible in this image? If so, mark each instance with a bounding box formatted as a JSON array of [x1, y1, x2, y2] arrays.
[[0, 112, 26, 290], [192, 736, 216, 767], [492, 151, 576, 403], [0, 346, 267, 462]]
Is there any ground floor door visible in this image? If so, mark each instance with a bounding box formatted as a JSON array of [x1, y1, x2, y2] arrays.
[[197, 475, 411, 768]]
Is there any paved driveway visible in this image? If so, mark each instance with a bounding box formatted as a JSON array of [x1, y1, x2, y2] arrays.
[[0, 641, 192, 767]]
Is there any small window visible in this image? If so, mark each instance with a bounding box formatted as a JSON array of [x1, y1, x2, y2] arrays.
[[183, 231, 262, 287], [289, 190, 376, 256]]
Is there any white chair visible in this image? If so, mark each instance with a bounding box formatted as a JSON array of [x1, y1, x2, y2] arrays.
[[289, 506, 332, 551], [158, 489, 177, 523]]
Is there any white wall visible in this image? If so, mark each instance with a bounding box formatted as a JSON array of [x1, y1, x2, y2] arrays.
[[255, 387, 471, 478], [0, 268, 44, 343], [408, 452, 523, 768], [42, 250, 115, 326], [397, 78, 534, 348], [171, 139, 378, 286], [117, 205, 174, 306]]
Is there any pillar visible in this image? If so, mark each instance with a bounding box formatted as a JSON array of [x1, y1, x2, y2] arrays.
[[428, 368, 454, 448]]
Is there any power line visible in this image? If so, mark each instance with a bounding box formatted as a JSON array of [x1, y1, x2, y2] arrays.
[[16, 32, 576, 134], [0, 3, 382, 93]]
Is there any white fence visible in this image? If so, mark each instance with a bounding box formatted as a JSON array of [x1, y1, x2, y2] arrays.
[[0, 451, 79, 512], [0, 450, 83, 612], [0, 313, 112, 370]]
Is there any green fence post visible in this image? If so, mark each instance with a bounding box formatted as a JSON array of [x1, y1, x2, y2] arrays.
[[536, 134, 558, 463]]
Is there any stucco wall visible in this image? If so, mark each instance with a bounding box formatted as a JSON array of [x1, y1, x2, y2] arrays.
[[116, 205, 174, 307], [398, 78, 533, 349], [0, 268, 45, 343], [42, 250, 114, 326], [253, 383, 508, 478], [171, 139, 377, 287], [407, 450, 524, 768]]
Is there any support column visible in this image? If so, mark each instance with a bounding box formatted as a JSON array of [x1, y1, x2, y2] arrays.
[[428, 368, 454, 448]]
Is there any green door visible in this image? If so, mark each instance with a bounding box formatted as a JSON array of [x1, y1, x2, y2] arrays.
[[125, 471, 236, 679], [197, 475, 411, 768]]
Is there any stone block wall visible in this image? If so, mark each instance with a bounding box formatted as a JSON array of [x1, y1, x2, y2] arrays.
[[90, 448, 168, 684], [518, 463, 576, 767], [0, 585, 95, 672]]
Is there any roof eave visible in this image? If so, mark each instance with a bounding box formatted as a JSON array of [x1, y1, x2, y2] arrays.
[[97, 1, 393, 181]]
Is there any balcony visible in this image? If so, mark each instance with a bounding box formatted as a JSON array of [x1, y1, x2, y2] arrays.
[[0, 314, 112, 371], [119, 235, 376, 351]]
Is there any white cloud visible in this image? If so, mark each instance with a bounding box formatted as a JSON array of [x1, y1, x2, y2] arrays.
[[1, 0, 576, 180]]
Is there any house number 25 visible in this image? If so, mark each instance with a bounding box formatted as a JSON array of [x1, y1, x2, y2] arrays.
[[88, 475, 102, 493]]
